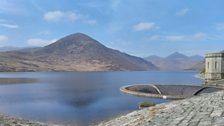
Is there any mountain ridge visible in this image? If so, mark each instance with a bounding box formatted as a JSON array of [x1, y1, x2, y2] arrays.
[[0, 33, 157, 72], [145, 52, 204, 70], [166, 52, 189, 59]]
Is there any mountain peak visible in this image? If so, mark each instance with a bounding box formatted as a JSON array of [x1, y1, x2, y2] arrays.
[[58, 32, 96, 43], [69, 32, 91, 38], [48, 32, 101, 46], [166, 52, 188, 59], [41, 32, 105, 54]]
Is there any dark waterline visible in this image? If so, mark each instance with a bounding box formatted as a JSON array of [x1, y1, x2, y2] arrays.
[[0, 71, 202, 125]]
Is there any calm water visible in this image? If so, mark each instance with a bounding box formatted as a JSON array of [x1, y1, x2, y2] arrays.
[[0, 71, 202, 125]]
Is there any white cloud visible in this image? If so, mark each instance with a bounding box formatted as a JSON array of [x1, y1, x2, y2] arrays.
[[176, 8, 190, 16], [192, 32, 207, 40], [0, 0, 26, 15], [44, 11, 64, 21], [0, 23, 19, 29], [0, 19, 19, 29], [0, 35, 8, 43], [43, 10, 97, 25], [215, 23, 224, 30], [147, 35, 160, 41], [165, 35, 185, 41], [147, 32, 207, 42], [27, 38, 57, 47], [84, 19, 97, 25], [66, 12, 82, 21], [44, 11, 81, 22], [38, 30, 52, 35], [133, 22, 159, 31]]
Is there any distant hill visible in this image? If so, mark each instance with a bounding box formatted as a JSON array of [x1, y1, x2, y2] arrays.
[[166, 52, 188, 59], [0, 46, 40, 52], [191, 61, 205, 71], [145, 52, 204, 70], [189, 55, 204, 61], [0, 46, 23, 52], [0, 33, 157, 71], [191, 51, 224, 71]]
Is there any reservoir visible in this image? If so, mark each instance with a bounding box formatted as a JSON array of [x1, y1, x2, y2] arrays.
[[0, 71, 202, 125]]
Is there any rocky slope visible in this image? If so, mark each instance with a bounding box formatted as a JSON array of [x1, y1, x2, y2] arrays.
[[0, 33, 157, 71], [0, 114, 47, 126], [191, 61, 205, 71]]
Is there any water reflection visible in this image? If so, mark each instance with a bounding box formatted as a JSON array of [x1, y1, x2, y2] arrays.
[[0, 78, 36, 84]]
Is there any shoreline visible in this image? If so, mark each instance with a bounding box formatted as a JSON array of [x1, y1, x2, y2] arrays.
[[194, 73, 204, 79], [193, 69, 204, 80], [0, 114, 49, 126]]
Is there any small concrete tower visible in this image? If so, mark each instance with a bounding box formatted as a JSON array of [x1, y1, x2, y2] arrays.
[[205, 53, 224, 83]]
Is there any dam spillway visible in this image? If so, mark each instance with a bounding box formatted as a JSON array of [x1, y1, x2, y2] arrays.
[[120, 84, 223, 100]]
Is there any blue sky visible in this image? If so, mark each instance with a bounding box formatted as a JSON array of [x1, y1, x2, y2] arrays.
[[0, 0, 224, 57]]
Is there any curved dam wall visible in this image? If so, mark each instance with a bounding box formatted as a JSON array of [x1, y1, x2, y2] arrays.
[[121, 84, 222, 100]]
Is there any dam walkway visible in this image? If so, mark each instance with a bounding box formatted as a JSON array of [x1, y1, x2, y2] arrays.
[[97, 91, 224, 126]]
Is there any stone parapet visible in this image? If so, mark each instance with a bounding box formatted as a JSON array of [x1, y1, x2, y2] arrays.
[[205, 53, 224, 58]]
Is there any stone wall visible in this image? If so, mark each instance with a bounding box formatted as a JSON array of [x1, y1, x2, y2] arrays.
[[205, 53, 224, 83]]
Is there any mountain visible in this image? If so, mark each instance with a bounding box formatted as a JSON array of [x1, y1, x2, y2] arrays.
[[191, 50, 224, 71], [145, 55, 163, 61], [145, 52, 204, 70], [0, 46, 24, 52], [0, 33, 157, 72], [0, 46, 40, 52], [191, 51, 224, 71], [191, 61, 205, 70], [189, 55, 204, 61], [166, 52, 188, 59]]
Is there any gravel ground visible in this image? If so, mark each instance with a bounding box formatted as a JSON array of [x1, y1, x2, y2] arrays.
[[0, 114, 58, 126]]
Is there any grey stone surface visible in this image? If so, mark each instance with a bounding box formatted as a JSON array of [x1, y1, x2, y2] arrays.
[[97, 91, 224, 126], [0, 114, 56, 126], [205, 52, 224, 83]]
